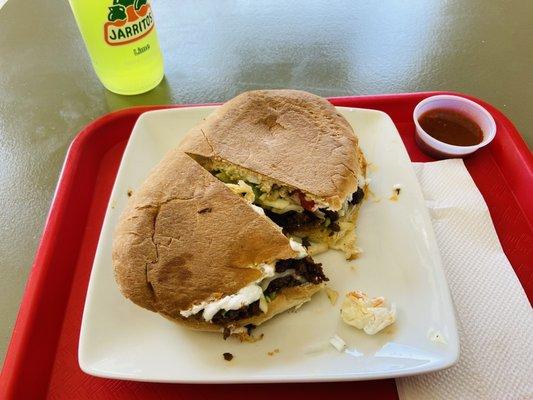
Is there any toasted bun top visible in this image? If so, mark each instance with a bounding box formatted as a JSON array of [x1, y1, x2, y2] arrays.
[[180, 90, 364, 209], [112, 150, 297, 317]]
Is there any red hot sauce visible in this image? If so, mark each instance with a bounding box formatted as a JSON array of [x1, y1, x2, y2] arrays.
[[418, 109, 483, 146]]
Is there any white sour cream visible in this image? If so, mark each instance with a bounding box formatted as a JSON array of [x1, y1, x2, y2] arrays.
[[202, 284, 263, 321], [180, 263, 275, 321], [250, 204, 265, 215], [289, 238, 308, 259]]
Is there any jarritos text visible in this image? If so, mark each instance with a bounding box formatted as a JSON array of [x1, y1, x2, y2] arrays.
[[105, 0, 154, 46]]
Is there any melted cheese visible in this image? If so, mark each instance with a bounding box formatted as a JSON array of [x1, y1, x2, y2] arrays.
[[257, 195, 304, 214], [225, 180, 255, 203]]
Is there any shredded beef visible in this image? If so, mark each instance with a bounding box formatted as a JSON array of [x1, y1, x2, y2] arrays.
[[222, 327, 231, 339], [274, 256, 328, 284], [211, 300, 262, 325], [209, 258, 328, 327], [324, 210, 339, 221], [264, 208, 346, 235], [264, 209, 322, 234], [349, 187, 365, 205], [245, 324, 256, 335], [263, 275, 302, 297]]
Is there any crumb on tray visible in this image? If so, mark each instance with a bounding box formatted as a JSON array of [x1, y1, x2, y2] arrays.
[[325, 287, 339, 305], [267, 348, 280, 356], [389, 184, 402, 201], [428, 328, 447, 345], [223, 352, 233, 361], [237, 332, 264, 343]]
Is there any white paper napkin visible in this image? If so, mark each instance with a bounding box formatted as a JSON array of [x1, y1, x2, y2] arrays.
[[395, 159, 533, 400]]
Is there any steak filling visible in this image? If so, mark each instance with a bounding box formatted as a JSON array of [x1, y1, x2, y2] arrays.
[[208, 257, 328, 326], [264, 187, 364, 235]]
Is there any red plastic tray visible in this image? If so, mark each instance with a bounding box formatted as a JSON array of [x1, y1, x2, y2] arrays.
[[1, 92, 532, 399]]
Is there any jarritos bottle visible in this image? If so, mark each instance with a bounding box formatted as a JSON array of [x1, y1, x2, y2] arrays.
[[69, 0, 164, 95]]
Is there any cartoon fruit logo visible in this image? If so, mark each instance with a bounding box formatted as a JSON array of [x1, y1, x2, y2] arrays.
[[104, 0, 154, 46]]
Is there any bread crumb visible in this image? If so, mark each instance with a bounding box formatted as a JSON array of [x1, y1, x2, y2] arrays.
[[350, 265, 358, 271], [367, 162, 378, 172], [223, 352, 233, 361], [307, 242, 328, 256], [127, 189, 133, 197], [389, 184, 402, 201], [428, 328, 447, 344], [110, 200, 116, 209], [347, 252, 360, 261], [347, 247, 362, 261], [267, 348, 280, 356], [325, 288, 339, 305], [236, 331, 264, 343]]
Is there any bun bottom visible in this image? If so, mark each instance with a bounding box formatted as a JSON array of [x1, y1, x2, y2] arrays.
[[161, 283, 324, 334]]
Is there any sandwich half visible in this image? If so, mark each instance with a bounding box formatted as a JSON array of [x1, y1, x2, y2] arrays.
[[180, 89, 367, 259], [113, 150, 328, 338]]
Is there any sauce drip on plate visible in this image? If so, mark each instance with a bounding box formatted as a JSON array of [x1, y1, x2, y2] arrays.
[[418, 109, 483, 146]]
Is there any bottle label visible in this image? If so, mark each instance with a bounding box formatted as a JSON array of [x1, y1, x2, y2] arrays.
[[104, 0, 154, 46]]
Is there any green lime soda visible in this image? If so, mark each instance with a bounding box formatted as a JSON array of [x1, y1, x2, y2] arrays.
[[68, 0, 164, 95]]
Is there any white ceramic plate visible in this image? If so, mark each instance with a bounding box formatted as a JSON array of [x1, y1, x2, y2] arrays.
[[79, 106, 459, 383]]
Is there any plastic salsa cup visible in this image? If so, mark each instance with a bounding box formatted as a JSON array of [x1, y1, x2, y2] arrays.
[[413, 94, 497, 158]]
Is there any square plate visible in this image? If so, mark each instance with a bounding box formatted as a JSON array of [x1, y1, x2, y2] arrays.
[[79, 106, 459, 383]]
